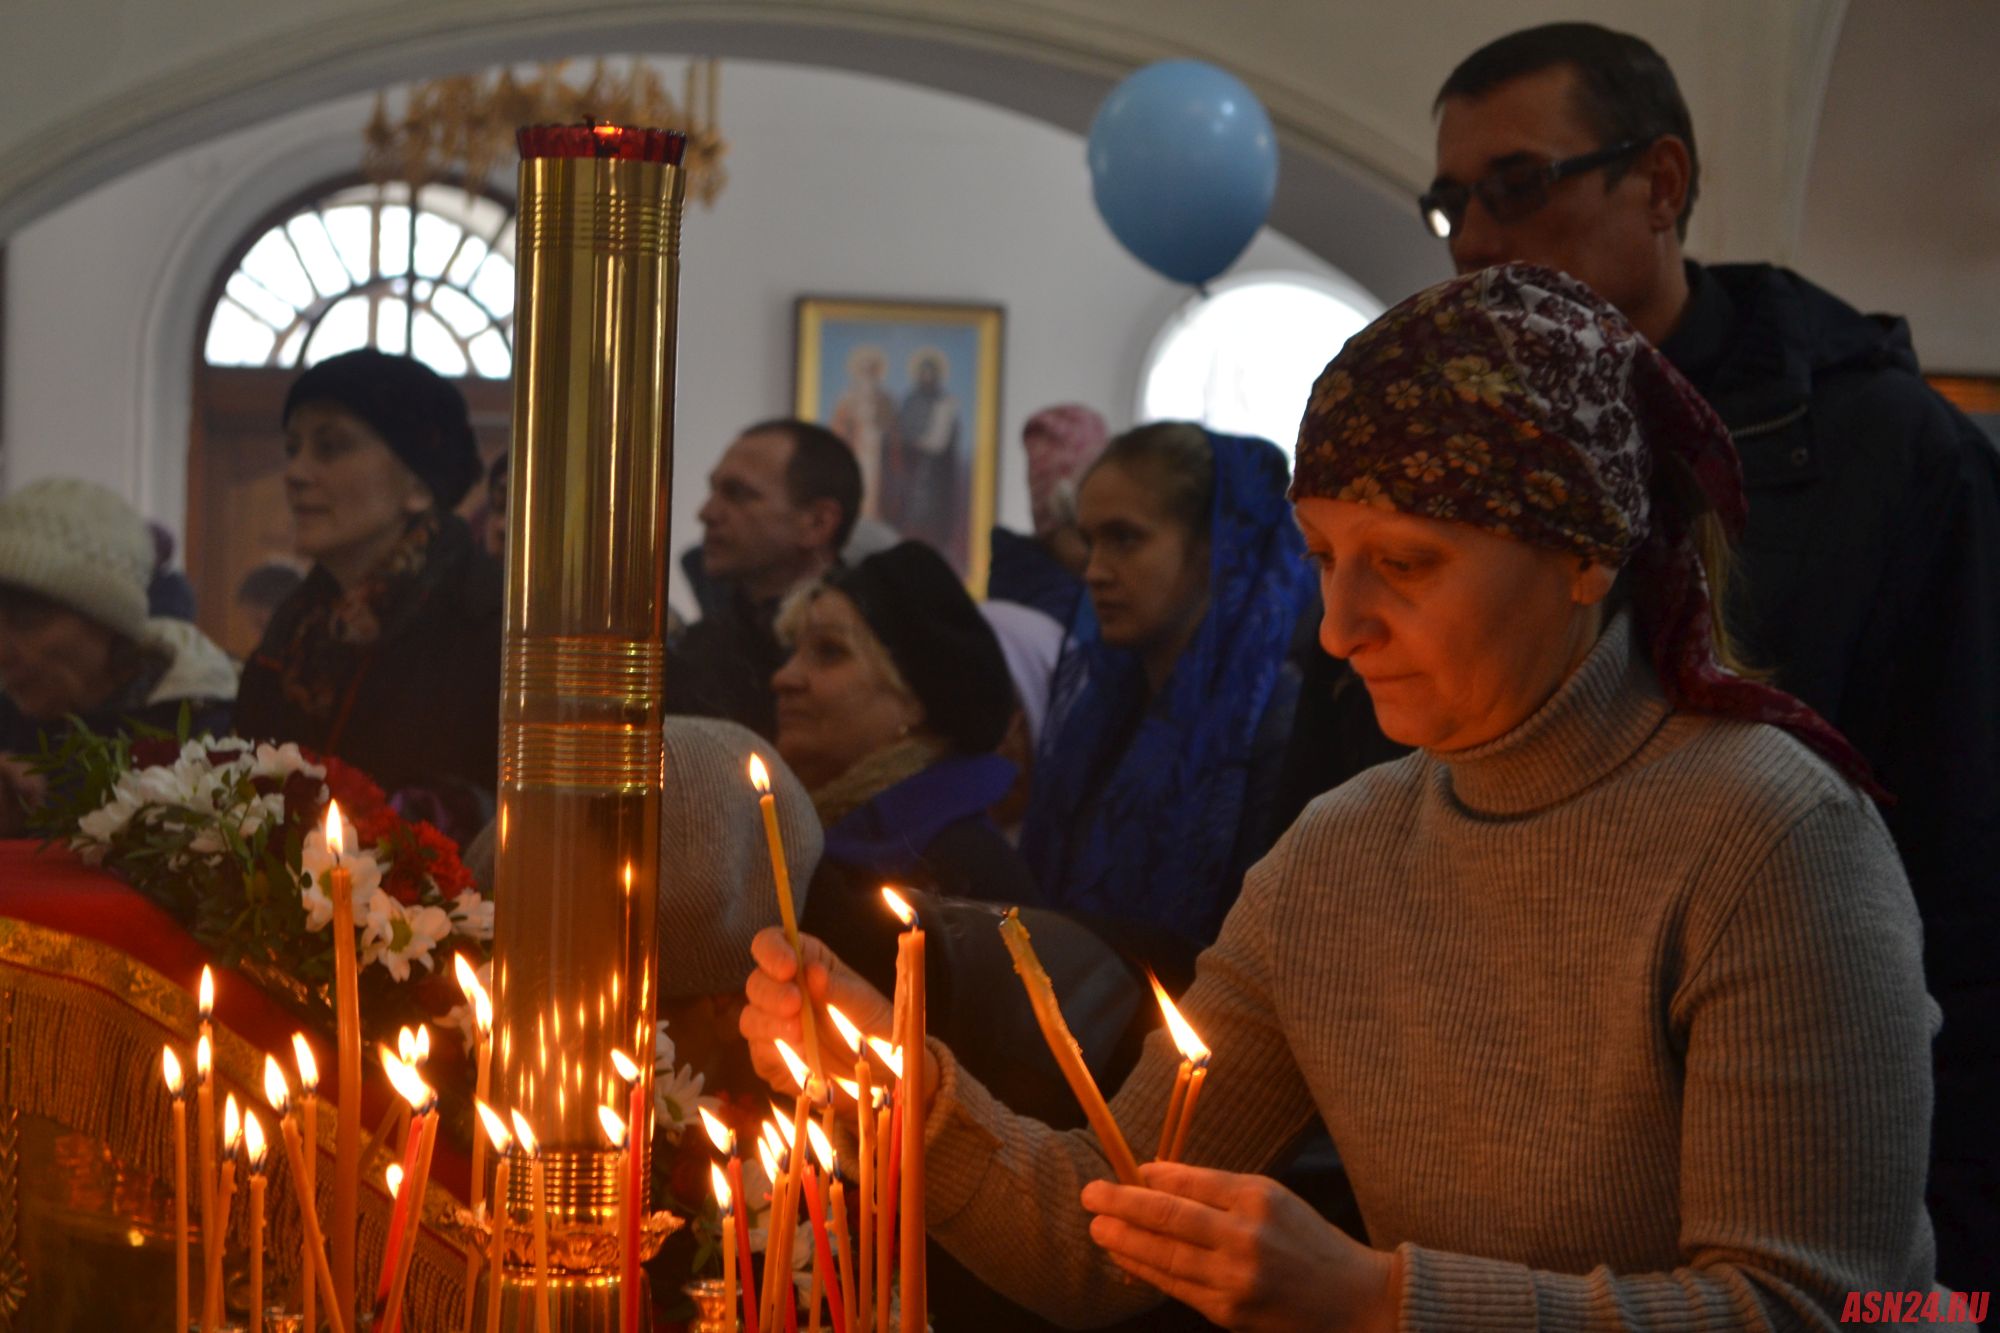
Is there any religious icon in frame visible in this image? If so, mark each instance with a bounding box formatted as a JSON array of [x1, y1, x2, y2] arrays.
[[794, 296, 1004, 592]]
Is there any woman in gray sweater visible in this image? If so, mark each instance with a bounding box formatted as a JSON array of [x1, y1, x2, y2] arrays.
[[740, 265, 1962, 1330]]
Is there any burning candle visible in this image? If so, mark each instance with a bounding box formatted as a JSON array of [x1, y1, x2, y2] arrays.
[[1150, 976, 1212, 1163], [290, 1033, 319, 1333], [701, 1108, 759, 1333], [456, 956, 494, 1333], [377, 1050, 440, 1333], [598, 1102, 636, 1333], [474, 1102, 511, 1333], [244, 1112, 268, 1333], [798, 1134, 847, 1333], [195, 971, 217, 1333], [866, 1049, 900, 1333], [325, 800, 363, 1314], [263, 1056, 350, 1333], [611, 1047, 648, 1333], [750, 755, 823, 1080], [206, 1093, 242, 1332], [163, 1046, 190, 1333], [712, 1163, 739, 1333], [510, 1109, 552, 1333], [826, 1008, 874, 1329], [882, 889, 925, 1333], [808, 1122, 856, 1333], [997, 909, 1141, 1185]]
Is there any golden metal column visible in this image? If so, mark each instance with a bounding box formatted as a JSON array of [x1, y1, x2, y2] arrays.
[[493, 123, 685, 1329]]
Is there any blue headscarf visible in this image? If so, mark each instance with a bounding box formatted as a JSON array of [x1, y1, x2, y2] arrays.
[[1022, 429, 1314, 943]]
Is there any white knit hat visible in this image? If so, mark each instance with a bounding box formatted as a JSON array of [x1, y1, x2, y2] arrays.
[[0, 479, 155, 642]]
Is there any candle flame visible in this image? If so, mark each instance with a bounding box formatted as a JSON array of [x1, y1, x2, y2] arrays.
[[1148, 972, 1210, 1063], [866, 1038, 904, 1079], [475, 1100, 511, 1153], [386, 1163, 404, 1198], [161, 1046, 183, 1095], [711, 1161, 732, 1214], [825, 1004, 863, 1055], [698, 1105, 734, 1156], [197, 965, 215, 1019], [772, 1108, 797, 1148], [196, 1034, 212, 1080], [756, 1135, 779, 1182], [474, 986, 493, 1036], [610, 1048, 640, 1084], [748, 754, 772, 794], [834, 1077, 860, 1102], [243, 1111, 268, 1171], [323, 800, 344, 859], [397, 1027, 417, 1064], [805, 1119, 835, 1173], [872, 1085, 890, 1112], [415, 1025, 431, 1064], [773, 1038, 811, 1093], [509, 1109, 538, 1157], [261, 1056, 289, 1116], [597, 1103, 628, 1149], [880, 886, 914, 926], [760, 1119, 784, 1156], [379, 1046, 433, 1111], [223, 1094, 242, 1151], [291, 1033, 319, 1094]]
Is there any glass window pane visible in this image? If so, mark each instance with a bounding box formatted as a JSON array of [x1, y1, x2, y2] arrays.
[[303, 295, 371, 365], [493, 217, 516, 261], [468, 328, 511, 379], [379, 205, 412, 277], [410, 310, 468, 376], [277, 323, 307, 367], [376, 297, 410, 356], [286, 215, 353, 300], [241, 229, 315, 308], [468, 256, 515, 320], [322, 205, 376, 284], [1141, 278, 1377, 464], [446, 234, 490, 287], [225, 271, 297, 330], [431, 285, 489, 338], [412, 213, 461, 279], [205, 301, 277, 366]]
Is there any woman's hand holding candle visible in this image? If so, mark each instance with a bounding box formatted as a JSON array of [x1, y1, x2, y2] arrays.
[[741, 930, 931, 1103], [1079, 1162, 1401, 1333]]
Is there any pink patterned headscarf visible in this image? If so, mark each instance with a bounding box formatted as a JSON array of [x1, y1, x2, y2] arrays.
[[1291, 263, 1886, 801], [1023, 404, 1110, 537]]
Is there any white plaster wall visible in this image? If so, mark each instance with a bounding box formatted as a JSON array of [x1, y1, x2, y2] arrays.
[[0, 59, 1349, 614], [1796, 0, 2000, 372]]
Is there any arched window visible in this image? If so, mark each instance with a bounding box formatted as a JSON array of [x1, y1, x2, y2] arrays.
[[203, 180, 516, 378], [1137, 271, 1382, 463]]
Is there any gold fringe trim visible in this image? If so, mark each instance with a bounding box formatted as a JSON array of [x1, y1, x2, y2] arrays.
[[0, 917, 469, 1330]]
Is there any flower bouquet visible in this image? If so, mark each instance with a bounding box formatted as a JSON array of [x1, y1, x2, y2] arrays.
[[29, 719, 492, 1043]]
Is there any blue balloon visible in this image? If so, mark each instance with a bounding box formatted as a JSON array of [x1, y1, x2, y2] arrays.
[[1087, 60, 1279, 286]]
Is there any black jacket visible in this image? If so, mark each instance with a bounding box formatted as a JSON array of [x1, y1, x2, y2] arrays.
[[664, 585, 788, 741], [1663, 263, 2000, 1289], [234, 516, 502, 838]]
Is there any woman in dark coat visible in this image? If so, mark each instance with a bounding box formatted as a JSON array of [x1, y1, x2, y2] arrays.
[[234, 349, 500, 842]]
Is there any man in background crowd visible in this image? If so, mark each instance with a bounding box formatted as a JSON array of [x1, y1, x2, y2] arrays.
[[1282, 21, 1999, 1290], [667, 418, 861, 738]]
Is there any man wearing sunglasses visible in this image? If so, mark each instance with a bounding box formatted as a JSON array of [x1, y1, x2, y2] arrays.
[[1433, 21, 2000, 1298]]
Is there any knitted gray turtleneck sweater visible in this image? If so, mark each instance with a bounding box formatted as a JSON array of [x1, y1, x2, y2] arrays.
[[923, 614, 1955, 1329]]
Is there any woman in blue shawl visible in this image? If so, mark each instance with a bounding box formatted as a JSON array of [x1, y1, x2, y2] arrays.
[[1022, 423, 1315, 949]]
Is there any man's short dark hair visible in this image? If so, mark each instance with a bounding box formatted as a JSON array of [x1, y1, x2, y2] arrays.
[[1436, 22, 1699, 238], [741, 418, 863, 552]]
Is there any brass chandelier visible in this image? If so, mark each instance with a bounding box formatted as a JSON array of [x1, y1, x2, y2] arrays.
[[362, 57, 728, 206]]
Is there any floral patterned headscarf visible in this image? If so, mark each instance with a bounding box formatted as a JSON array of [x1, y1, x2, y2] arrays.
[[1291, 263, 1884, 800]]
